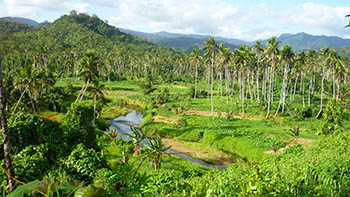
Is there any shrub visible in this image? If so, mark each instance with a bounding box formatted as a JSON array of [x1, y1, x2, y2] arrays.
[[61, 101, 98, 150], [64, 144, 108, 183], [318, 99, 344, 135], [13, 145, 51, 182], [7, 113, 64, 156]]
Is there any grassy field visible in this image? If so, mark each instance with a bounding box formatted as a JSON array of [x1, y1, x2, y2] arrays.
[[49, 79, 350, 171]]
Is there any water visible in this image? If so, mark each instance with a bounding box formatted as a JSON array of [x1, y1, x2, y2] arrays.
[[109, 110, 227, 170]]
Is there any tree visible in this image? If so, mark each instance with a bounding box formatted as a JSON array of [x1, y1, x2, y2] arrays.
[[345, 14, 350, 28], [190, 48, 202, 99], [76, 49, 99, 103], [275, 45, 294, 116], [89, 82, 105, 125], [204, 37, 218, 118], [0, 57, 16, 192], [263, 38, 280, 118], [11, 64, 50, 116]]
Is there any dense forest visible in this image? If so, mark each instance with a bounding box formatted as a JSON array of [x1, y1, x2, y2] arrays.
[[0, 12, 350, 196]]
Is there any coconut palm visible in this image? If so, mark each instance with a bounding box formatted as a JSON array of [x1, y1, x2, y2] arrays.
[[263, 38, 280, 118], [75, 49, 99, 103], [89, 82, 105, 125], [190, 48, 202, 99], [275, 45, 295, 116], [219, 45, 232, 104], [11, 63, 50, 116], [204, 37, 218, 118]]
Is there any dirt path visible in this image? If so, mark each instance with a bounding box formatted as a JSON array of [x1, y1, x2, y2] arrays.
[[264, 138, 313, 154], [181, 108, 262, 120], [162, 138, 235, 165]]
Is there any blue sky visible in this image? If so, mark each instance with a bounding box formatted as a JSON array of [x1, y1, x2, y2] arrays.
[[0, 0, 349, 41]]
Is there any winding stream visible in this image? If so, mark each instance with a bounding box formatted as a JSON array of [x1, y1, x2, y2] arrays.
[[108, 110, 226, 170]]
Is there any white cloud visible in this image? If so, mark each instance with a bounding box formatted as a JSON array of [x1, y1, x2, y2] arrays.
[[1, 0, 349, 41], [0, 0, 88, 18], [283, 2, 350, 37]]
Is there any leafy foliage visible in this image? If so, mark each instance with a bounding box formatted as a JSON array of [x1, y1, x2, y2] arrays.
[[64, 144, 108, 183], [62, 101, 98, 150], [318, 99, 345, 135]]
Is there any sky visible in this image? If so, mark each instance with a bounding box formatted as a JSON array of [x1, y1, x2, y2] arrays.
[[0, 0, 349, 41]]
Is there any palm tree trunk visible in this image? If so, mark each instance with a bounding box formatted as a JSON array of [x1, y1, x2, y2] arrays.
[[93, 94, 97, 125], [256, 70, 260, 102], [0, 61, 16, 192], [80, 79, 90, 102], [292, 74, 299, 103], [317, 75, 325, 118], [211, 54, 214, 118], [194, 63, 198, 99], [75, 81, 86, 103], [28, 92, 36, 115], [10, 86, 28, 117]]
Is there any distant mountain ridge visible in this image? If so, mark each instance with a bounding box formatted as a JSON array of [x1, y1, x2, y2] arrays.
[[4, 16, 350, 52], [121, 29, 350, 52], [0, 17, 39, 26]]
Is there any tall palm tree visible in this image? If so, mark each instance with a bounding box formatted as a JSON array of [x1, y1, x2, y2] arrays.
[[263, 38, 280, 118], [316, 47, 330, 118], [11, 64, 49, 116], [252, 41, 264, 102], [0, 57, 15, 192], [89, 82, 105, 125], [219, 46, 232, 104], [190, 48, 202, 99], [275, 45, 295, 116], [76, 49, 99, 103], [204, 37, 218, 118]]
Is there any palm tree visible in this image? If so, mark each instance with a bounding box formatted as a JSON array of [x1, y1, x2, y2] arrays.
[[190, 48, 202, 99], [147, 136, 171, 170], [317, 47, 330, 118], [204, 37, 218, 118], [275, 45, 295, 116], [252, 41, 264, 102], [11, 64, 50, 116], [219, 45, 232, 104], [89, 82, 105, 125], [0, 57, 15, 192], [263, 38, 280, 118], [75, 49, 99, 103]]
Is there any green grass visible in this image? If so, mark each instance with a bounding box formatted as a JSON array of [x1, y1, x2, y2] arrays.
[[54, 79, 335, 167]]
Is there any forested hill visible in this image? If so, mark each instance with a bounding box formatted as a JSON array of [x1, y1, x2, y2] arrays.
[[1, 12, 184, 82]]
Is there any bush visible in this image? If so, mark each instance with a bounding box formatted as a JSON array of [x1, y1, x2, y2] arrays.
[[13, 145, 51, 182], [62, 101, 98, 150], [318, 99, 344, 135], [64, 144, 108, 183], [7, 113, 64, 156]]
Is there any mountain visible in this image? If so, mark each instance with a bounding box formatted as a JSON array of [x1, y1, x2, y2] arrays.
[[120, 28, 242, 52], [4, 16, 350, 52], [260, 32, 350, 51], [120, 29, 350, 52], [0, 17, 39, 26]]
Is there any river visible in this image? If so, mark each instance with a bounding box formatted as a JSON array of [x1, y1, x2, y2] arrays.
[[108, 110, 226, 170]]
